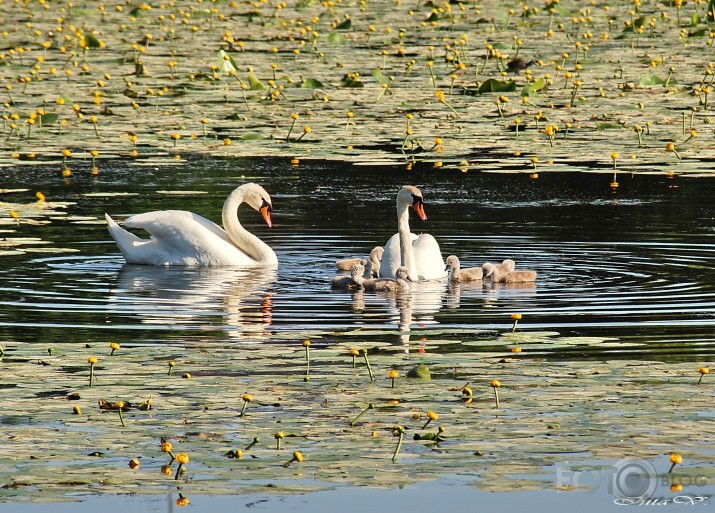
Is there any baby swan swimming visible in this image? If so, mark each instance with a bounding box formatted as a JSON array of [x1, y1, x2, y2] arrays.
[[355, 266, 410, 292], [482, 259, 516, 274], [363, 246, 384, 278], [336, 246, 384, 274], [445, 255, 483, 283], [482, 262, 536, 283], [331, 263, 365, 291], [335, 257, 367, 272]]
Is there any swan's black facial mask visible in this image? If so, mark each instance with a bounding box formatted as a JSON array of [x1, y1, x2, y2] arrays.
[[259, 199, 273, 228], [411, 195, 427, 221]]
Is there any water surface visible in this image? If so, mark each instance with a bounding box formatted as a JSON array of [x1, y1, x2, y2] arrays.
[[1, 158, 714, 360]]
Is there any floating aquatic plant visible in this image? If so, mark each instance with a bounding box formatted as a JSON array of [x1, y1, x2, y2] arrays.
[[350, 403, 374, 427], [362, 349, 374, 381], [283, 451, 303, 467], [275, 431, 285, 450], [87, 356, 97, 386], [161, 439, 176, 462], [391, 425, 405, 462], [490, 380, 501, 410], [668, 453, 682, 473], [225, 449, 243, 459], [286, 113, 299, 141], [421, 411, 438, 430], [174, 453, 189, 480], [666, 142, 682, 159], [435, 90, 459, 117], [697, 367, 709, 385], [115, 401, 126, 428], [303, 339, 311, 381], [511, 313, 522, 332], [240, 393, 253, 417], [461, 383, 473, 404], [244, 437, 260, 451], [388, 369, 399, 388]]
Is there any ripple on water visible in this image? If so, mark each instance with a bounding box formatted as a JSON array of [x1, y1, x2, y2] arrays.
[[0, 234, 711, 359]]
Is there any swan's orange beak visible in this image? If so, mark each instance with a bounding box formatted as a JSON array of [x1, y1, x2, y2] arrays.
[[413, 199, 428, 221], [260, 202, 273, 228]]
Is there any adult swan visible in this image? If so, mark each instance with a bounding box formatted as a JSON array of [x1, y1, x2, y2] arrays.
[[379, 185, 446, 281], [105, 183, 278, 267]]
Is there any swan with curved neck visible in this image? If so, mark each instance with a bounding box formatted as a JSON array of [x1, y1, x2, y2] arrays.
[[379, 186, 446, 281], [105, 183, 278, 266]]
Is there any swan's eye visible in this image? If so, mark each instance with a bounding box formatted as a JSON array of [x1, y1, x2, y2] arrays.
[[411, 194, 423, 206], [261, 199, 272, 212]]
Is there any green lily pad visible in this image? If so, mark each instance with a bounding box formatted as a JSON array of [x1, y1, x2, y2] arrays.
[[476, 79, 517, 94], [327, 32, 348, 44], [299, 77, 325, 89]]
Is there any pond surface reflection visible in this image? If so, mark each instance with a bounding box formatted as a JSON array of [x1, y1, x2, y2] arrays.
[[1, 157, 714, 360]]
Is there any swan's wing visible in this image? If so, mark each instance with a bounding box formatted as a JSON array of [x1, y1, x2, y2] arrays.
[[114, 210, 253, 265], [125, 210, 233, 245], [413, 234, 447, 280]]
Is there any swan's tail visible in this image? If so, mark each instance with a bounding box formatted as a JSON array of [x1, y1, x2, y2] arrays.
[[105, 213, 143, 256]]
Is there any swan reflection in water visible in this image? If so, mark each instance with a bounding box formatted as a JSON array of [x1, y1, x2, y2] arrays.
[[347, 279, 448, 352], [346, 276, 538, 352], [108, 264, 277, 340]]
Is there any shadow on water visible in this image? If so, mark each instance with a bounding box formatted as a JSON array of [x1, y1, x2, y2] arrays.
[[1, 156, 714, 360]]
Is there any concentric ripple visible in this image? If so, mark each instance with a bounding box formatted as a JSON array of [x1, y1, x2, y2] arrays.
[[0, 162, 713, 359]]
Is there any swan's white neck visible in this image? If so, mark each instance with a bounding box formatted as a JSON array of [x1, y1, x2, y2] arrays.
[[222, 188, 277, 265], [397, 200, 419, 281]]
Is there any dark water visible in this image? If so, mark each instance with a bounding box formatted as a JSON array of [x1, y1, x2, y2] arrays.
[[1, 157, 714, 360]]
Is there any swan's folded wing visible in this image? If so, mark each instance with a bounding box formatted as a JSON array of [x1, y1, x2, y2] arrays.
[[124, 211, 233, 245], [413, 234, 447, 280]]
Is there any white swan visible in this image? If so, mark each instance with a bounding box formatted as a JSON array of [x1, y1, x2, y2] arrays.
[[379, 186, 446, 281], [105, 183, 278, 267]]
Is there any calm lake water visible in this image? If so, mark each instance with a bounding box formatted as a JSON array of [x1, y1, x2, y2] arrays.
[[2, 157, 715, 511], [1, 157, 715, 360]]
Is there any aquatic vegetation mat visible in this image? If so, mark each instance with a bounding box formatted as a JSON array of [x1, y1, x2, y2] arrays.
[[0, 0, 714, 176], [0, 333, 713, 502]]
